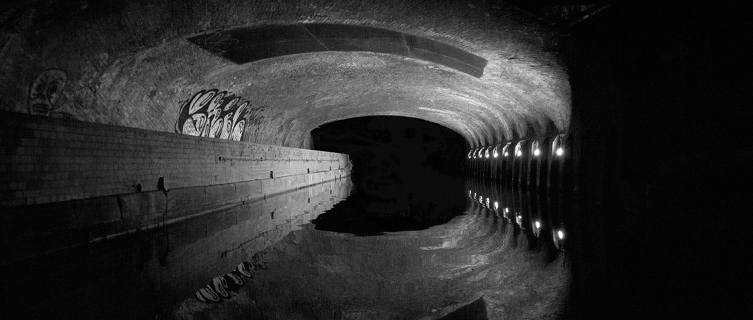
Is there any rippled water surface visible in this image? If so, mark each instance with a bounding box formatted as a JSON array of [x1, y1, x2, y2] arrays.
[[2, 177, 571, 319], [173, 178, 570, 320]]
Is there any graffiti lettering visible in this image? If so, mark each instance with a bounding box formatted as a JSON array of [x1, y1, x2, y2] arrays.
[[193, 250, 269, 303], [28, 69, 67, 116], [175, 89, 252, 141]]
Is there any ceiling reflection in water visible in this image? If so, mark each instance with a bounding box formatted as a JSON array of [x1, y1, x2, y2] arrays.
[[2, 177, 570, 319], [175, 178, 570, 319]]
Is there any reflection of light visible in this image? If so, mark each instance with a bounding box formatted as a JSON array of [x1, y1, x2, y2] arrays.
[[516, 150, 522, 157], [504, 208, 509, 213], [474, 192, 476, 198], [535, 221, 541, 229], [557, 230, 565, 240], [493, 151, 498, 158], [485, 153, 489, 158], [533, 149, 540, 156], [556, 148, 564, 156], [479, 195, 483, 202], [504, 152, 509, 157], [494, 201, 499, 209]]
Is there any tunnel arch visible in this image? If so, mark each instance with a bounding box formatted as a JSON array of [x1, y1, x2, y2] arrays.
[[0, 0, 571, 149]]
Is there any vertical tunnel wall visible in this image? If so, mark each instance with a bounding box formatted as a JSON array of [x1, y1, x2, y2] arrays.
[[465, 134, 573, 195], [0, 110, 351, 263]]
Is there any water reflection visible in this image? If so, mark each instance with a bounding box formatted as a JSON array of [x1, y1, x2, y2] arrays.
[[2, 177, 571, 319], [176, 178, 570, 319], [467, 179, 568, 254], [0, 178, 352, 320]]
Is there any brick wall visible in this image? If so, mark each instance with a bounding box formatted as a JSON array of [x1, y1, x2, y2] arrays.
[[1, 110, 349, 207], [0, 110, 351, 262]]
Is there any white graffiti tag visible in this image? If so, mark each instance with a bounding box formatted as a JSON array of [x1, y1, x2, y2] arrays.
[[175, 89, 252, 141]]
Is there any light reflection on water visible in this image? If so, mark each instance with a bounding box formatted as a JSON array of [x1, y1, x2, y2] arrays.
[[175, 179, 570, 319], [1, 177, 570, 319]]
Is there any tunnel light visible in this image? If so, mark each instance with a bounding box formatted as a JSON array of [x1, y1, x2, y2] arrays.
[[493, 151, 498, 158], [504, 152, 509, 157], [556, 148, 564, 156], [533, 149, 540, 156], [504, 207, 509, 213], [485, 153, 489, 159], [557, 230, 565, 240], [516, 150, 522, 157], [494, 201, 499, 209], [535, 221, 541, 229]]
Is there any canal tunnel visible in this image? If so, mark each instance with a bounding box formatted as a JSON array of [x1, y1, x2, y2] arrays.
[[1, 1, 749, 319]]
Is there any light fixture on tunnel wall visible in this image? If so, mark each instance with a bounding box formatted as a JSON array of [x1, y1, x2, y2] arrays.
[[535, 221, 541, 229], [494, 201, 499, 209], [502, 142, 510, 157], [532, 140, 541, 157], [515, 141, 523, 157], [493, 144, 499, 158], [484, 147, 490, 159], [467, 150, 472, 159], [554, 228, 566, 251], [552, 136, 565, 157]]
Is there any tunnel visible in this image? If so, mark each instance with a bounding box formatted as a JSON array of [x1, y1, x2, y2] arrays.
[[1, 1, 750, 319]]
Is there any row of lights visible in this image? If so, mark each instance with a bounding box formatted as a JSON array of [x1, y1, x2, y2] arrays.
[[468, 189, 566, 243], [467, 140, 565, 159]]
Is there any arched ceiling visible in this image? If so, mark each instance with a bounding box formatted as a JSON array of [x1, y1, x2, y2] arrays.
[[0, 0, 570, 148]]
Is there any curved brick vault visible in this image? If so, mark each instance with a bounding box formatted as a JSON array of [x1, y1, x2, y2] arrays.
[[0, 0, 570, 148]]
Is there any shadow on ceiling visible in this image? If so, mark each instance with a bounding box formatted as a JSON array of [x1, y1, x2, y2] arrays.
[[188, 23, 488, 78]]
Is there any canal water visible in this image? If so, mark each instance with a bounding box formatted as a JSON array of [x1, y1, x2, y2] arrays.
[[172, 176, 570, 320], [2, 176, 571, 319]]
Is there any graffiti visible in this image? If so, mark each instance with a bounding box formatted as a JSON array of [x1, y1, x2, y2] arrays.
[[28, 69, 67, 116], [193, 250, 269, 303], [175, 89, 257, 141]]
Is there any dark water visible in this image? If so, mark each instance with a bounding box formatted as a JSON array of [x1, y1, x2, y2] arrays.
[[1, 177, 570, 319], [172, 177, 569, 319]]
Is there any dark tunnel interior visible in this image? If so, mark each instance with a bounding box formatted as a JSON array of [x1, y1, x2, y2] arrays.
[[1, 1, 752, 319], [310, 116, 468, 234]]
